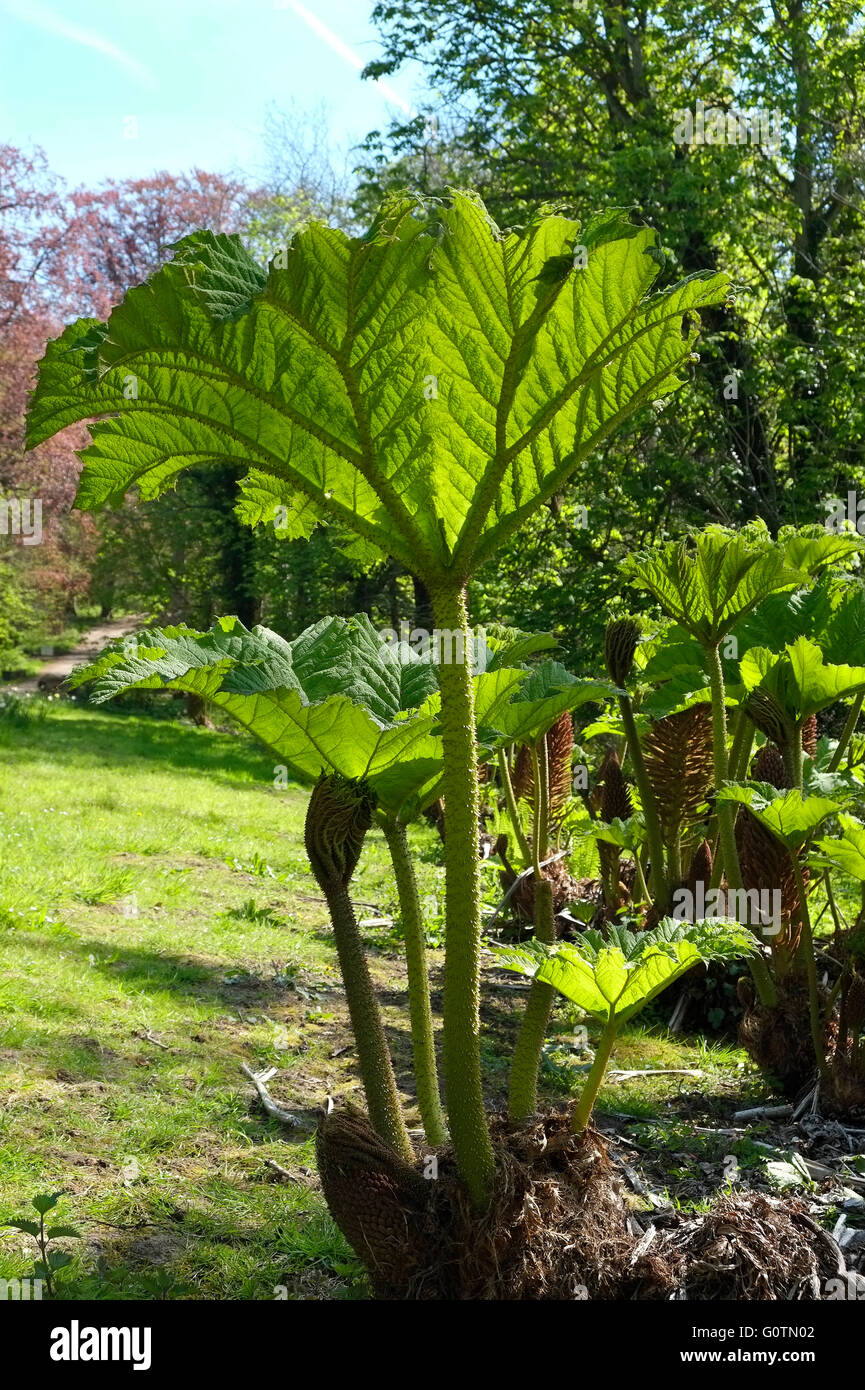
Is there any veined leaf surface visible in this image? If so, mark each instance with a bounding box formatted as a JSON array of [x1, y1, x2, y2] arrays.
[[27, 194, 729, 582], [70, 615, 526, 820]]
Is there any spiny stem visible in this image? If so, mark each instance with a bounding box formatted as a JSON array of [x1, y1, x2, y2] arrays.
[[728, 709, 756, 782], [507, 878, 556, 1121], [829, 693, 863, 772], [667, 833, 683, 887], [784, 726, 804, 791], [571, 1014, 619, 1133], [633, 850, 650, 903], [498, 748, 531, 865], [381, 817, 448, 1146], [792, 855, 830, 1082], [317, 878, 414, 1161], [430, 584, 495, 1207], [383, 817, 450, 1145], [706, 641, 778, 1008], [508, 743, 555, 1120], [305, 778, 414, 1163]]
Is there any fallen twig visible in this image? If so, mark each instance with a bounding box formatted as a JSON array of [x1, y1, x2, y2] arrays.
[[733, 1103, 793, 1123], [241, 1063, 300, 1127], [265, 1158, 294, 1179]]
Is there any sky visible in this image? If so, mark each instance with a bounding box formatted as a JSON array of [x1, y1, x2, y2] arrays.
[[0, 0, 421, 189]]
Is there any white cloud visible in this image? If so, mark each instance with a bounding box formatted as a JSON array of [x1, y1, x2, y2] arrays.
[[5, 0, 158, 91]]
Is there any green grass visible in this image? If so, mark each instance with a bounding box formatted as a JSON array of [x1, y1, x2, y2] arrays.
[[0, 702, 450, 1299], [0, 700, 772, 1299]]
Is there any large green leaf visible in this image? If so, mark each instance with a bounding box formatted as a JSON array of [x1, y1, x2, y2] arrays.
[[585, 815, 647, 854], [623, 527, 805, 646], [27, 194, 729, 584], [739, 636, 865, 725], [716, 783, 840, 849], [492, 918, 755, 1023], [71, 615, 528, 821], [777, 531, 862, 577], [813, 814, 865, 882], [820, 583, 865, 669], [483, 624, 558, 670], [480, 660, 618, 745], [71, 617, 438, 818]]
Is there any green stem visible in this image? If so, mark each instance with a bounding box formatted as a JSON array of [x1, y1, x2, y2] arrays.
[[381, 817, 448, 1146], [571, 1014, 619, 1133], [706, 642, 736, 877], [706, 641, 777, 1008], [498, 748, 532, 865], [785, 727, 804, 791], [633, 851, 650, 903], [728, 709, 756, 782], [667, 832, 683, 887], [617, 693, 667, 904], [316, 869, 414, 1163], [507, 878, 556, 1120], [824, 869, 844, 943], [430, 584, 495, 1206], [829, 693, 863, 772], [39, 1213, 54, 1298], [792, 855, 830, 1082]]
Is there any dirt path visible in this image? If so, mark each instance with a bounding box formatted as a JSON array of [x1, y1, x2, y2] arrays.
[[2, 615, 145, 694]]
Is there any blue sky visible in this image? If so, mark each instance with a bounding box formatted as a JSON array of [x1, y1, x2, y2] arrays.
[[0, 0, 420, 188]]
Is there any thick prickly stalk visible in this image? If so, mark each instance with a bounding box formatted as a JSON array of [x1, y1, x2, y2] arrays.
[[791, 855, 830, 1082], [497, 749, 532, 864], [381, 816, 448, 1146], [829, 693, 863, 772], [509, 741, 562, 1119], [571, 1014, 619, 1132], [508, 868, 556, 1121], [430, 585, 495, 1208], [605, 619, 668, 905], [595, 750, 631, 911], [708, 643, 777, 1008], [305, 774, 414, 1162]]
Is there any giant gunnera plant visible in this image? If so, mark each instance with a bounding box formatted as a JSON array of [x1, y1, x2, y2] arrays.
[[28, 191, 733, 1292]]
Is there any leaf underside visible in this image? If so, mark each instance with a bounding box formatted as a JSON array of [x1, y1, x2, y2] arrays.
[[27, 193, 729, 584], [70, 615, 525, 821]]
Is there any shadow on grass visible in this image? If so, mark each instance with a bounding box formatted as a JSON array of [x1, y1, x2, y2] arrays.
[[0, 708, 296, 794], [15, 930, 305, 1009]]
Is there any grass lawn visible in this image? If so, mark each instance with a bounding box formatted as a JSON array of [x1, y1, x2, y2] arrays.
[[0, 699, 776, 1299]]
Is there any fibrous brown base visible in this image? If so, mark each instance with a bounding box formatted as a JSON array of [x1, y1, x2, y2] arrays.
[[317, 1109, 839, 1300], [646, 1193, 842, 1300]]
